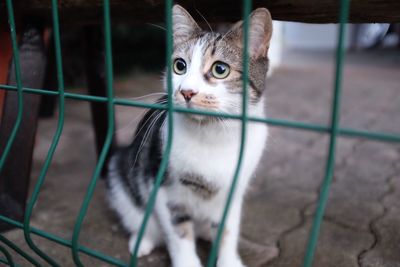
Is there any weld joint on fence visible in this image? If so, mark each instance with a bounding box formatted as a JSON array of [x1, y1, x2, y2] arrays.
[[0, 215, 127, 266], [0, 235, 41, 267], [0, 245, 14, 267]]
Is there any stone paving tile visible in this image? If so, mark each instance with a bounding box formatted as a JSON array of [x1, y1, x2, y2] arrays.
[[383, 174, 400, 209], [266, 218, 374, 267], [243, 186, 312, 247], [266, 66, 332, 125], [360, 207, 400, 267], [320, 180, 386, 231], [313, 142, 399, 231], [340, 65, 400, 134], [335, 142, 399, 184]]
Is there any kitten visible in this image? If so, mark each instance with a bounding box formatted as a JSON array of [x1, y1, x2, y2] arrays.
[[106, 5, 272, 267]]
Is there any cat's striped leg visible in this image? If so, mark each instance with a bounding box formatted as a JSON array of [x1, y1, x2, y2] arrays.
[[129, 234, 157, 257], [216, 196, 246, 267], [106, 170, 163, 257], [128, 215, 163, 257], [154, 189, 202, 267]]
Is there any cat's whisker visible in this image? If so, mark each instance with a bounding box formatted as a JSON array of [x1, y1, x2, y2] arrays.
[[155, 99, 168, 104], [136, 109, 165, 154], [113, 97, 167, 136], [146, 23, 166, 31], [129, 110, 166, 172], [216, 117, 229, 135], [129, 113, 162, 171], [114, 108, 149, 135], [119, 95, 168, 140], [137, 110, 165, 146], [194, 8, 213, 35], [161, 116, 167, 131], [129, 108, 164, 148], [220, 27, 235, 44], [124, 92, 167, 101]]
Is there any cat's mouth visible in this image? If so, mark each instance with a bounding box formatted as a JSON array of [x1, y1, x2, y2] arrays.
[[174, 100, 219, 123], [174, 92, 219, 110], [173, 92, 221, 122]]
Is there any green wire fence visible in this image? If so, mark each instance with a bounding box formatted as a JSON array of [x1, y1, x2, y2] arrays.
[[0, 0, 399, 266]]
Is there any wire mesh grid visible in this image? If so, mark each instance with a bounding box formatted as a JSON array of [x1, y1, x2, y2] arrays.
[[1, 0, 400, 266]]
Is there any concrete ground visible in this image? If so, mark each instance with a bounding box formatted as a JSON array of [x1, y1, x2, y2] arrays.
[[3, 48, 400, 267]]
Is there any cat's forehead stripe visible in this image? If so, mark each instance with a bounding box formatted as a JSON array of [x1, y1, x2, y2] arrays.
[[189, 40, 205, 74], [199, 33, 223, 55], [211, 35, 223, 56]]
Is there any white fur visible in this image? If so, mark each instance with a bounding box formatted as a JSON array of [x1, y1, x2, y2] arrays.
[[107, 158, 163, 256], [179, 41, 204, 93]]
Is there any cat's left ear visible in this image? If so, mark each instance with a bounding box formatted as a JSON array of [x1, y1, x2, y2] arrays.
[[173, 5, 201, 44], [229, 8, 273, 59]]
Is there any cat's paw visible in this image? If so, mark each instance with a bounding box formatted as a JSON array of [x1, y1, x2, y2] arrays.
[[128, 235, 155, 257], [173, 255, 203, 267], [217, 257, 246, 267]]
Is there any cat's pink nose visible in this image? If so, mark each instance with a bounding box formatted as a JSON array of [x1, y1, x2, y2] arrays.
[[180, 89, 197, 102]]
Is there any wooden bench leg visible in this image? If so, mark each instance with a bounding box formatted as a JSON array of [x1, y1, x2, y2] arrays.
[[84, 26, 116, 176], [0, 24, 46, 232], [39, 35, 58, 119]]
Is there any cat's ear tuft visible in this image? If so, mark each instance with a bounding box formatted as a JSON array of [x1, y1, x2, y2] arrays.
[[228, 8, 273, 59], [173, 5, 201, 43], [248, 8, 273, 59]]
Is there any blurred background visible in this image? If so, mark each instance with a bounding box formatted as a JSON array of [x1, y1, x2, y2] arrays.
[[58, 22, 400, 86], [1, 17, 400, 267]]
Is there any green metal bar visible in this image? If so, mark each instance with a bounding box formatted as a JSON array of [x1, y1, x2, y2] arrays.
[[0, 245, 14, 267], [0, 0, 24, 173], [71, 0, 116, 265], [0, 215, 127, 267], [22, 0, 66, 265], [0, 257, 11, 266], [2, 84, 398, 143], [0, 84, 166, 107], [0, 258, 23, 267], [338, 127, 400, 142], [206, 0, 251, 266], [303, 0, 350, 266], [0, 258, 8, 266], [129, 0, 174, 265], [0, 235, 41, 267]]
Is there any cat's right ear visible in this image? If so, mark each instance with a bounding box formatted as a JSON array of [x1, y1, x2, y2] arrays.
[[226, 8, 273, 59], [173, 5, 201, 44]]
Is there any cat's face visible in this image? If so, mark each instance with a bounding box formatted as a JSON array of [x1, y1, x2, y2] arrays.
[[168, 5, 272, 122]]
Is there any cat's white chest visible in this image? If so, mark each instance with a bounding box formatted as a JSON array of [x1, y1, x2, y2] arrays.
[[172, 136, 237, 183], [166, 116, 241, 186], [161, 114, 267, 194]]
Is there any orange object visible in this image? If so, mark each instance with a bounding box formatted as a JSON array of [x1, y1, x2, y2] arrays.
[[0, 25, 13, 120]]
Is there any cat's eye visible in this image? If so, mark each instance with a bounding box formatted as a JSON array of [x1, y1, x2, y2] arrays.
[[173, 58, 187, 75], [211, 61, 230, 79]]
